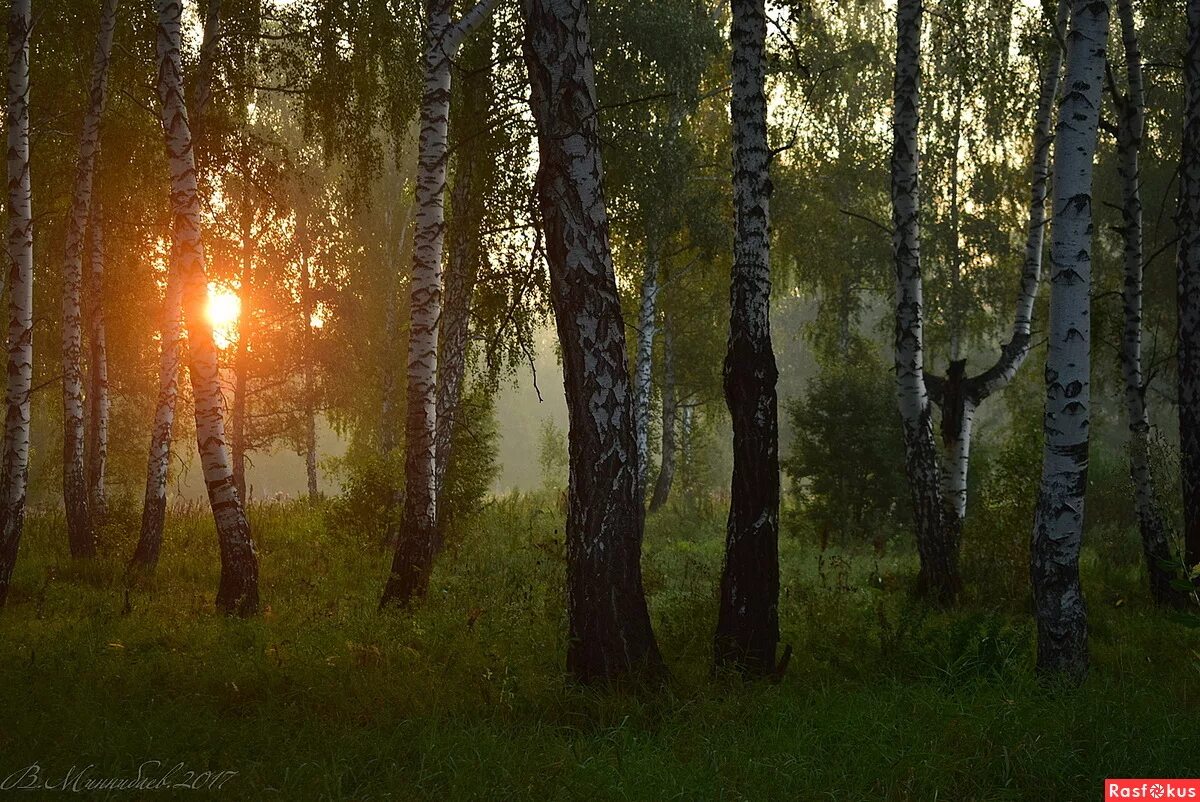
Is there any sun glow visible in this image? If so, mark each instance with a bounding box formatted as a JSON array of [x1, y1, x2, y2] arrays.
[[206, 283, 241, 349]]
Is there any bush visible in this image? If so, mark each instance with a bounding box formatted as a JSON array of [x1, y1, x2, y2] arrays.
[[440, 384, 500, 529], [782, 339, 909, 546], [325, 447, 405, 547], [325, 384, 499, 545]]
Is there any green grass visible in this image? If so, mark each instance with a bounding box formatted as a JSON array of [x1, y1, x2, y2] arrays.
[[0, 494, 1197, 800]]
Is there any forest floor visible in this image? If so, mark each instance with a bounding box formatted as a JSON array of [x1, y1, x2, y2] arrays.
[[0, 494, 1197, 800]]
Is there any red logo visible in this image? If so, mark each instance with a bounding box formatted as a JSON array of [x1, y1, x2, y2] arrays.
[[1107, 780, 1200, 800]]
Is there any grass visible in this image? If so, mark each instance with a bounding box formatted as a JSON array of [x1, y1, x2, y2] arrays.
[[0, 493, 1197, 800]]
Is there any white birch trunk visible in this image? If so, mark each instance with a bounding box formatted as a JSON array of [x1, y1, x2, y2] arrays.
[[891, 0, 960, 602], [155, 0, 258, 615], [61, 0, 118, 557], [1031, 0, 1109, 680], [133, 0, 222, 570], [384, 0, 497, 606], [297, 206, 318, 501], [648, 317, 676, 513], [633, 248, 658, 491], [0, 0, 32, 605]]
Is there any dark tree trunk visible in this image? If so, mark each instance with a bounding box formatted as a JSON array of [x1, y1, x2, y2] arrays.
[[231, 191, 252, 505], [714, 0, 781, 677], [649, 320, 677, 513], [1110, 0, 1181, 605], [434, 27, 492, 526], [521, 0, 665, 684], [1179, 0, 1200, 580]]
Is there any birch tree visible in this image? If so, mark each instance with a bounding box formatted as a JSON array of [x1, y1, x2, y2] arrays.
[[1031, 0, 1109, 680], [1179, 0, 1200, 582], [297, 202, 319, 501], [382, 0, 498, 607], [714, 0, 781, 676], [60, 0, 118, 558], [520, 0, 665, 683], [1105, 0, 1179, 605], [132, 0, 222, 571], [890, 0, 961, 602], [0, 0, 32, 606], [86, 205, 110, 525], [433, 22, 494, 524], [154, 0, 259, 615], [648, 319, 677, 512], [633, 251, 659, 491], [924, 0, 1067, 528]]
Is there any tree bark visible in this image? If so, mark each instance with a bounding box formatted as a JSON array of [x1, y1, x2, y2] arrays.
[[633, 247, 658, 493], [131, 253, 185, 571], [1179, 0, 1200, 581], [61, 0, 118, 558], [132, 0, 222, 572], [86, 203, 110, 527], [0, 0, 32, 606], [297, 205, 318, 501], [715, 0, 781, 677], [649, 318, 676, 513], [382, 0, 497, 607], [155, 0, 259, 615], [890, 0, 961, 604], [521, 0, 665, 684], [1110, 0, 1179, 605], [1031, 0, 1108, 681]]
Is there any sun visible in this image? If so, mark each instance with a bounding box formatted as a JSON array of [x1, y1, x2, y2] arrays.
[[206, 283, 241, 348]]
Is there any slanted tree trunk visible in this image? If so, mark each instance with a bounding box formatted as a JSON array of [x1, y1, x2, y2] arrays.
[[132, 0, 222, 571], [155, 0, 259, 615], [297, 205, 318, 501], [926, 0, 1067, 530], [131, 256, 185, 570], [890, 0, 960, 603], [1109, 0, 1180, 605], [0, 0, 33, 606], [1179, 0, 1200, 580], [633, 247, 659, 492], [382, 0, 497, 607], [649, 318, 676, 513], [86, 203, 110, 526], [432, 160, 476, 518], [1032, 0, 1108, 681], [521, 0, 665, 684], [61, 0, 117, 558], [715, 0, 781, 677], [434, 26, 493, 521]]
